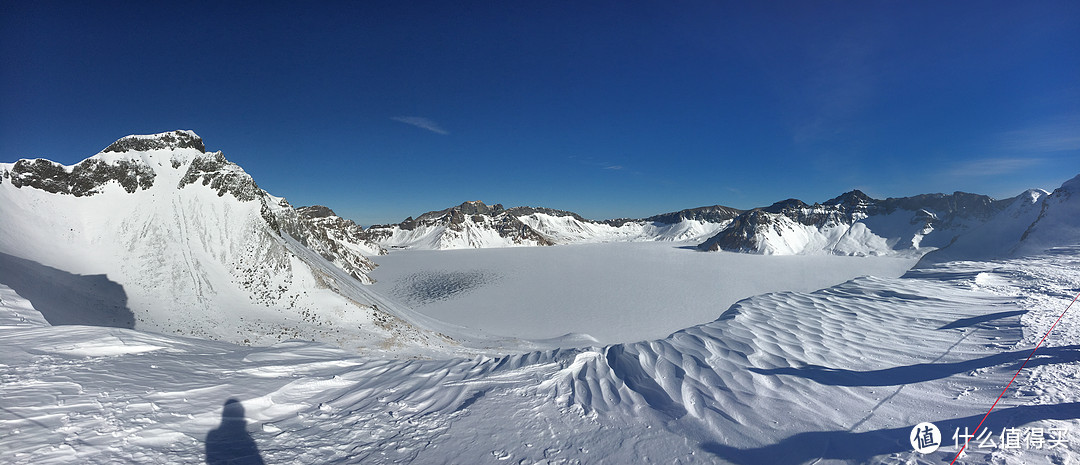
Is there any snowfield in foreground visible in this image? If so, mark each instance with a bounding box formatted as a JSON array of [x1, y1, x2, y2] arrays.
[[2, 248, 1078, 464], [367, 242, 918, 343]]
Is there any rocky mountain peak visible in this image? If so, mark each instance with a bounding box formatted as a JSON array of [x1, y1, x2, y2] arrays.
[[297, 205, 337, 219], [455, 200, 503, 216], [824, 189, 872, 207], [762, 198, 809, 214], [103, 130, 205, 153]]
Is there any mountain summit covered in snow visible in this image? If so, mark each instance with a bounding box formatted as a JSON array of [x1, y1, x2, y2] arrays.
[[0, 131, 445, 352], [2, 131, 1080, 464]]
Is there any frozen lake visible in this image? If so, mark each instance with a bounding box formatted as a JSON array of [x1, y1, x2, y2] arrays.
[[368, 241, 919, 343]]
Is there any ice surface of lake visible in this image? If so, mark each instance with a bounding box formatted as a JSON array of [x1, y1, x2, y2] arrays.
[[368, 241, 919, 343]]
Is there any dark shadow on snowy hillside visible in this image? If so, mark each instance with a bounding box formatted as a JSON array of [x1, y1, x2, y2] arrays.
[[205, 398, 264, 465], [700, 402, 1080, 464], [0, 252, 134, 328], [938, 310, 1028, 330], [747, 345, 1080, 387]]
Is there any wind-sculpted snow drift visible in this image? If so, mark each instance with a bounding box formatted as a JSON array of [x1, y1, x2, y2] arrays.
[[2, 247, 1078, 463]]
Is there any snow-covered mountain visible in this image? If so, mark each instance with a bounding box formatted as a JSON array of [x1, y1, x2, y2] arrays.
[[362, 201, 556, 249], [0, 131, 443, 352], [698, 189, 1014, 255], [362, 201, 742, 249], [918, 174, 1080, 264], [2, 132, 1079, 464]]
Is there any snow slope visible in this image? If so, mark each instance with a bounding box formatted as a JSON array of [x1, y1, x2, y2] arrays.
[[0, 132, 448, 353], [919, 174, 1080, 265], [2, 247, 1077, 464], [2, 133, 1078, 464]]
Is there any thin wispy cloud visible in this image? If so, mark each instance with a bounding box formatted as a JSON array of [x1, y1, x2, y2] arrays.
[[390, 116, 450, 135], [947, 157, 1046, 177], [568, 155, 628, 172], [999, 118, 1080, 153]]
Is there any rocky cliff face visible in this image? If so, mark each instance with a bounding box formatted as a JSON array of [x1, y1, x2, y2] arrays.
[[364, 201, 743, 249], [698, 189, 1014, 255], [278, 204, 385, 283], [6, 157, 157, 196], [103, 130, 206, 153], [363, 200, 555, 249], [640, 205, 743, 225]]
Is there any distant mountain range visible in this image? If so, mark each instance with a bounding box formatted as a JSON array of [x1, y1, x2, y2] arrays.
[[1, 130, 1076, 346], [360, 201, 743, 249], [358, 182, 1057, 259]]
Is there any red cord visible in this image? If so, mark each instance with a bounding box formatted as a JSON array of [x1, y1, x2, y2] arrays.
[[948, 290, 1080, 464]]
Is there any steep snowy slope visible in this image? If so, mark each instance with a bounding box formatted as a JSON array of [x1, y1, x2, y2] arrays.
[[1015, 174, 1080, 255], [363, 201, 741, 249], [0, 131, 445, 353], [918, 174, 1080, 264], [699, 189, 1011, 256]]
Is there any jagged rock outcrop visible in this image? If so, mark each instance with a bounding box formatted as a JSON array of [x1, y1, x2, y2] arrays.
[[277, 204, 385, 283], [364, 201, 743, 249], [363, 201, 555, 249], [699, 189, 1016, 255], [6, 157, 157, 196], [103, 129, 205, 153], [178, 152, 263, 202], [641, 205, 743, 225]]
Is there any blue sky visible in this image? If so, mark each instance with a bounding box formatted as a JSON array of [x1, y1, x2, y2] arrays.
[[2, 1, 1078, 225]]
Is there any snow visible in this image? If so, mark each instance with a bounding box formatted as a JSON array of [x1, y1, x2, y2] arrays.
[[517, 213, 731, 244], [2, 135, 1078, 464], [0, 143, 465, 355], [2, 245, 1079, 464], [371, 212, 733, 250], [367, 241, 919, 343]]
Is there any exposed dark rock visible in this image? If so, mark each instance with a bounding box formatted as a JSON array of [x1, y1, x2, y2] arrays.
[[178, 152, 262, 202], [298, 205, 336, 219], [762, 198, 809, 214], [362, 200, 555, 246], [699, 190, 1006, 253], [103, 130, 205, 153], [278, 203, 385, 282], [69, 158, 156, 195], [823, 189, 873, 207], [9, 157, 156, 196], [9, 159, 70, 193], [642, 205, 743, 225], [698, 210, 774, 252]]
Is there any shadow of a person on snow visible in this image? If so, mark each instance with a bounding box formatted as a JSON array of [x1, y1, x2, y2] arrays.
[[205, 398, 265, 465]]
